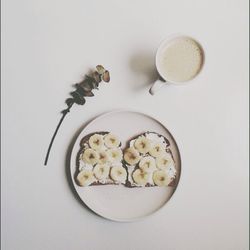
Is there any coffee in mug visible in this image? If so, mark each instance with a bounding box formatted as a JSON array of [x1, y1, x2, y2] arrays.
[[150, 35, 204, 95]]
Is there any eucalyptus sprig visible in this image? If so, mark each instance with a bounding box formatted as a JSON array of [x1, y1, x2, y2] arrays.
[[44, 65, 110, 166]]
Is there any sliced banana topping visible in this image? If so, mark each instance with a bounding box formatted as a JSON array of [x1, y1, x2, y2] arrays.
[[139, 156, 156, 172], [153, 170, 171, 187], [149, 143, 165, 158], [89, 134, 104, 151], [93, 164, 110, 180], [81, 148, 99, 165], [132, 169, 149, 186], [107, 148, 123, 163], [124, 147, 141, 165], [76, 170, 96, 186], [156, 154, 174, 170], [97, 151, 109, 164], [77, 132, 176, 188], [110, 165, 127, 183], [104, 133, 120, 148], [134, 136, 151, 154]]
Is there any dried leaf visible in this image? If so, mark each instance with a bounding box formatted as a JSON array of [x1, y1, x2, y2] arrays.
[[79, 79, 93, 92], [91, 80, 99, 89], [83, 91, 94, 97], [76, 84, 95, 97], [102, 70, 110, 82], [96, 65, 105, 74], [92, 71, 101, 84]]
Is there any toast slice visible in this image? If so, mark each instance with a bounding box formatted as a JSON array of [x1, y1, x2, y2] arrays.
[[75, 132, 127, 187], [123, 132, 177, 188]]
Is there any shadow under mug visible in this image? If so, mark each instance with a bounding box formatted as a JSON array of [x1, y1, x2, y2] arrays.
[[149, 35, 205, 95]]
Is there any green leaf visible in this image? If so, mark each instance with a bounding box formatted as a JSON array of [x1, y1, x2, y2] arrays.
[[66, 98, 74, 106], [75, 85, 85, 96], [44, 65, 110, 166], [71, 91, 86, 105], [76, 84, 95, 97]]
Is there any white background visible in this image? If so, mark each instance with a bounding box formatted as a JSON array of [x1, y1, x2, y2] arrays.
[[1, 0, 249, 249]]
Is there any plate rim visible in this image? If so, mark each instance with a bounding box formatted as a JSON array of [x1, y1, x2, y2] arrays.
[[69, 109, 182, 222]]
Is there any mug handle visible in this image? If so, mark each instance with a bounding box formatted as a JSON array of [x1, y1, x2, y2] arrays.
[[149, 79, 166, 95]]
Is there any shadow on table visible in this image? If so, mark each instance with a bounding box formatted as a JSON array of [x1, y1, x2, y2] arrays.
[[129, 51, 158, 91]]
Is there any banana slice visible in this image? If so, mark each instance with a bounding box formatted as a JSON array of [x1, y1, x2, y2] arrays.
[[149, 143, 165, 158], [134, 136, 151, 154], [124, 147, 141, 165], [139, 156, 156, 172], [76, 170, 96, 186], [153, 170, 171, 186], [132, 169, 149, 186], [110, 165, 127, 183], [93, 164, 110, 180], [156, 154, 174, 170], [104, 133, 120, 148], [81, 148, 99, 165], [89, 134, 104, 150], [97, 151, 109, 164], [107, 148, 123, 163]]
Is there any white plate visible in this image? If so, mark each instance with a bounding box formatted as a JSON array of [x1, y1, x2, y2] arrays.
[[70, 110, 181, 222]]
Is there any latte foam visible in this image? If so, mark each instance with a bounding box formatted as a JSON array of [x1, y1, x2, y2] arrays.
[[158, 37, 203, 82]]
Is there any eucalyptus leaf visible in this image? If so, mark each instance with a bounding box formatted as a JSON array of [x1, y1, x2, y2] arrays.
[[75, 85, 85, 96], [76, 85, 95, 97], [96, 65, 105, 74], [93, 71, 101, 83], [44, 65, 110, 166], [102, 70, 110, 82], [83, 91, 94, 97], [79, 79, 93, 92], [66, 98, 74, 106], [91, 80, 99, 89], [71, 91, 86, 105]]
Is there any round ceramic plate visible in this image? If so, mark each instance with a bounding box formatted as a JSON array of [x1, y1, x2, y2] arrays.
[[70, 110, 181, 222]]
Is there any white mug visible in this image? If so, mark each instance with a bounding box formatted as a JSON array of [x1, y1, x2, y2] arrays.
[[149, 35, 205, 95]]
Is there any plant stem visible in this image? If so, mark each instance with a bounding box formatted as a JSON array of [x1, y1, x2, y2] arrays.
[[44, 103, 74, 166]]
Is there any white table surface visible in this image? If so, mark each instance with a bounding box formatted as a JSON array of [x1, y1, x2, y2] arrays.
[[1, 0, 249, 249]]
